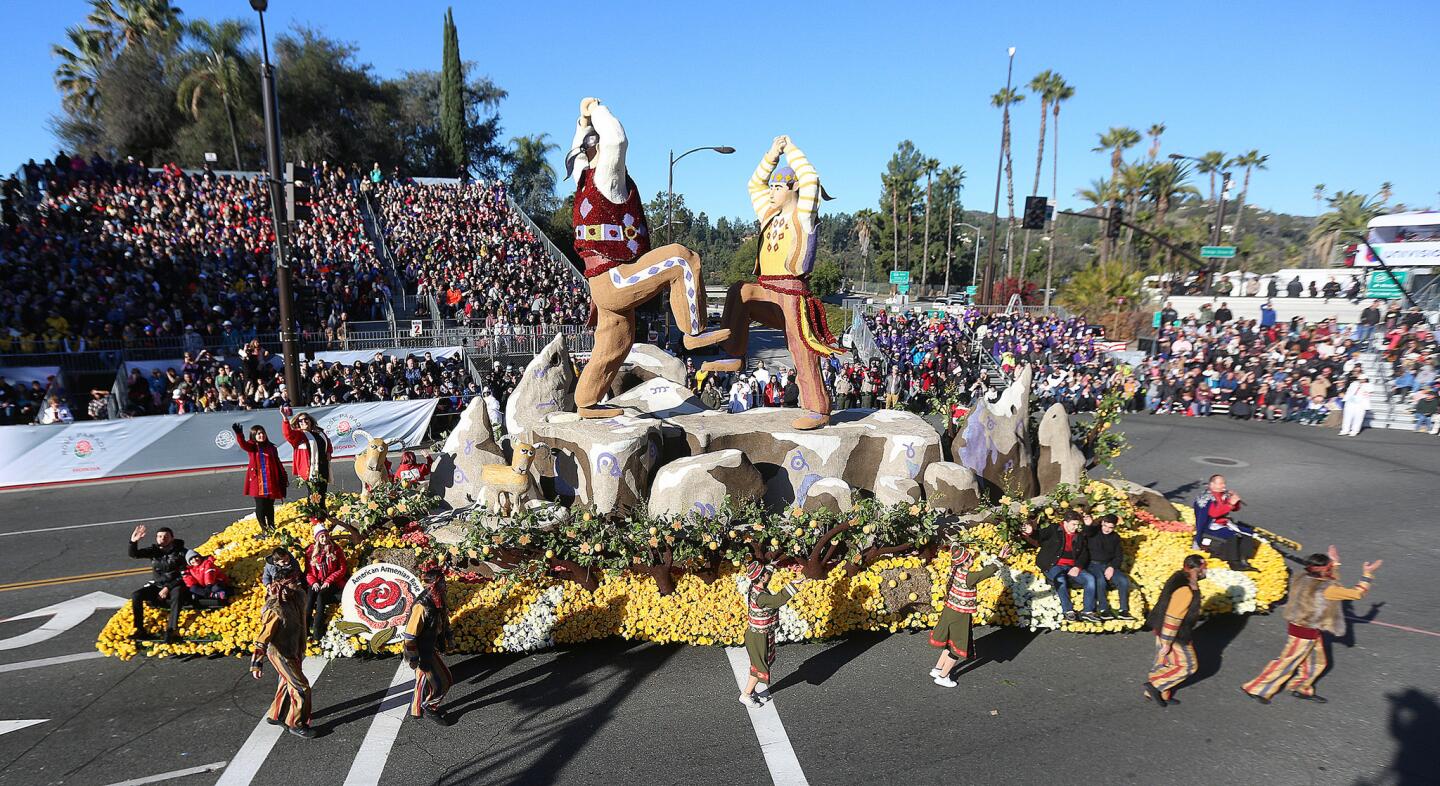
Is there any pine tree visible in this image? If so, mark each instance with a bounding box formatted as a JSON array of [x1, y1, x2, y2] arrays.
[[439, 8, 468, 179]]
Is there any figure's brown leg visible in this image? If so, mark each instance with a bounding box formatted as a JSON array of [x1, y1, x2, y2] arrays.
[[778, 294, 831, 430], [575, 306, 634, 414], [707, 283, 784, 372], [600, 245, 728, 348]]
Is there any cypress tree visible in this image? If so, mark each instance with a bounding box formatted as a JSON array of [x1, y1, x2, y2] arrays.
[[439, 8, 468, 179]]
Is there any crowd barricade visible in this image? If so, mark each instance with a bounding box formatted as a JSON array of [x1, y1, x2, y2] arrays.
[[0, 365, 63, 389], [0, 399, 438, 489]]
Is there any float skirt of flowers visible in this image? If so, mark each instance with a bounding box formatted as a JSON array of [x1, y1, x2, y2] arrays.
[[97, 495, 1288, 660]]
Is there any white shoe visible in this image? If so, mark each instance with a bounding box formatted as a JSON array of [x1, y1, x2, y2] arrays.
[[929, 667, 944, 679], [933, 675, 958, 688], [738, 693, 762, 709]]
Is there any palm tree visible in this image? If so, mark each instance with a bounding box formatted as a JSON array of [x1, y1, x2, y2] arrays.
[[1142, 161, 1198, 275], [176, 18, 252, 170], [1146, 123, 1166, 161], [919, 157, 939, 287], [53, 26, 113, 113], [1057, 257, 1146, 335], [508, 133, 560, 213], [1092, 127, 1140, 263], [1227, 149, 1268, 245], [991, 87, 1025, 276], [1195, 150, 1227, 206], [86, 0, 184, 50], [1379, 181, 1394, 203], [1077, 178, 1116, 210], [1313, 184, 1326, 215], [851, 208, 878, 281], [1027, 70, 1059, 198], [1115, 161, 1151, 265], [1044, 77, 1074, 304], [1311, 190, 1386, 265]]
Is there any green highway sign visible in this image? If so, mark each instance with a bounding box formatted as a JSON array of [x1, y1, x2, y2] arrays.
[[1200, 245, 1237, 259], [964, 285, 978, 296], [889, 270, 910, 284], [1365, 269, 1409, 299], [897, 284, 911, 294]]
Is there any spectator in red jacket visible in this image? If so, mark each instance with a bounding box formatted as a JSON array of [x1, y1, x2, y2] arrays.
[[232, 422, 287, 533], [394, 449, 433, 484], [280, 405, 333, 507], [183, 550, 230, 601], [304, 522, 349, 640]]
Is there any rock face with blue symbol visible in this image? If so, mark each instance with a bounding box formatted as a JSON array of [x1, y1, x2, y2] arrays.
[[648, 450, 765, 519]]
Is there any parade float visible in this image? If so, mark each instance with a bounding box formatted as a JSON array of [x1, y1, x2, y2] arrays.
[[96, 343, 1291, 661], [97, 96, 1290, 661]]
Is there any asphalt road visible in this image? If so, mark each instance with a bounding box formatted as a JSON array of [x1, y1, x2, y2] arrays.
[[0, 416, 1436, 786]]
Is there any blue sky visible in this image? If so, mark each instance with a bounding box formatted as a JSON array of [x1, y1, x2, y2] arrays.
[[3, 0, 1437, 220]]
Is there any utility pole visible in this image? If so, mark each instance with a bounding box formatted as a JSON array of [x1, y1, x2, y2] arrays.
[[252, 1, 300, 405], [982, 47, 1016, 304], [943, 201, 954, 296]]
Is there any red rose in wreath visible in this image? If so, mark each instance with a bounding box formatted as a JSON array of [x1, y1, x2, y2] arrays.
[[353, 576, 414, 630]]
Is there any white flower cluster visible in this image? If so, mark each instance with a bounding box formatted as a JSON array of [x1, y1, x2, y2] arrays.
[[318, 621, 358, 659], [501, 585, 564, 652], [1201, 568, 1258, 615], [999, 566, 1067, 631]]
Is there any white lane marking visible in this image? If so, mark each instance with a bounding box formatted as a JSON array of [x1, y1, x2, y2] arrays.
[[214, 656, 328, 786], [0, 651, 106, 673], [0, 718, 46, 736], [0, 591, 127, 651], [100, 761, 228, 786], [725, 647, 810, 786], [342, 661, 415, 786], [0, 507, 253, 538]]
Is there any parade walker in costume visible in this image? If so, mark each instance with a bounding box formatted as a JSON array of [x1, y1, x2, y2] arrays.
[[739, 561, 807, 708], [566, 98, 729, 419], [1242, 548, 1380, 704], [250, 550, 316, 738], [928, 541, 1010, 687], [1143, 554, 1207, 708], [704, 136, 846, 430], [403, 564, 456, 725]]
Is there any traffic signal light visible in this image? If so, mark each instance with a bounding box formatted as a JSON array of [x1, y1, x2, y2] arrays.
[[1105, 203, 1123, 239], [1022, 195, 1049, 230], [285, 162, 313, 223]]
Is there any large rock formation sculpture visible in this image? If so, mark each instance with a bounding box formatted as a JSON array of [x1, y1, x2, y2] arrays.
[[612, 343, 689, 391], [530, 415, 661, 514], [1036, 403, 1086, 494], [951, 365, 1037, 498], [648, 449, 764, 519], [504, 334, 577, 438], [799, 477, 854, 513], [429, 395, 506, 508], [922, 461, 983, 514]]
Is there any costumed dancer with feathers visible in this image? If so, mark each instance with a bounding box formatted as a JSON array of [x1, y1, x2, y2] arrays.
[[250, 549, 316, 738]]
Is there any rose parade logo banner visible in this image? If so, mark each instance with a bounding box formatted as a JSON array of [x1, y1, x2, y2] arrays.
[[338, 563, 423, 651]]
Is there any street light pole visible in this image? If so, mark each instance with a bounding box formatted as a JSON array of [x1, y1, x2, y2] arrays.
[[666, 145, 735, 244], [943, 202, 954, 296], [252, 1, 300, 405], [954, 221, 982, 296], [982, 47, 1016, 305]]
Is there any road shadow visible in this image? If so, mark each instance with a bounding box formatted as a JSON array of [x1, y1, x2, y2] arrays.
[[949, 627, 1042, 679], [1334, 601, 1385, 649], [1158, 479, 1202, 500], [1354, 688, 1440, 786], [435, 639, 680, 786], [1190, 614, 1249, 683], [768, 631, 885, 695]]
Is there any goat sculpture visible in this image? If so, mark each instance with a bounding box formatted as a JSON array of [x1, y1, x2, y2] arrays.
[[352, 430, 391, 501], [481, 438, 539, 516]]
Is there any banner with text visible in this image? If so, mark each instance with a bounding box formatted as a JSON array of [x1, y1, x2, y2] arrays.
[[0, 399, 439, 488]]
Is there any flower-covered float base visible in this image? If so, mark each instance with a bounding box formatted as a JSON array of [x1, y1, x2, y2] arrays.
[[97, 481, 1289, 660]]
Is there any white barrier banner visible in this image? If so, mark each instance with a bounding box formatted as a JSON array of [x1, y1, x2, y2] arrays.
[[305, 346, 462, 366], [0, 399, 439, 489], [0, 366, 64, 390]]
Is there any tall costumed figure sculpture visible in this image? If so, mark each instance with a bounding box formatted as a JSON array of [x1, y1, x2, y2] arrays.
[[565, 97, 730, 418], [704, 136, 845, 430]]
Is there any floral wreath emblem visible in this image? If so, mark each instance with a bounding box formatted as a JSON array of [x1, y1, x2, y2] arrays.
[[338, 563, 423, 651], [215, 430, 237, 450]]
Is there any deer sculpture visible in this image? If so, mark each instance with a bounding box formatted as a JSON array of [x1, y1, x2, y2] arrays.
[[352, 430, 390, 501]]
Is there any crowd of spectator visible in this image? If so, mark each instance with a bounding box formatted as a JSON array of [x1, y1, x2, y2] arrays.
[[374, 180, 588, 328], [0, 152, 390, 356], [1135, 299, 1435, 432]]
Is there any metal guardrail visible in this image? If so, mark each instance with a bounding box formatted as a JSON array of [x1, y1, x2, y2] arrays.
[[505, 193, 585, 290]]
